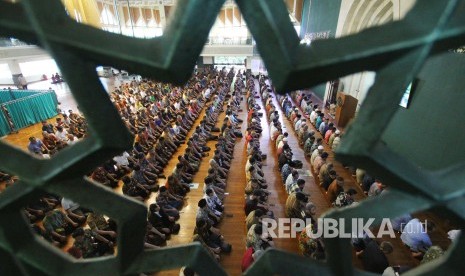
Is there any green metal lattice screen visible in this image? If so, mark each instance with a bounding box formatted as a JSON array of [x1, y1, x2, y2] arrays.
[[1, 0, 465, 275]]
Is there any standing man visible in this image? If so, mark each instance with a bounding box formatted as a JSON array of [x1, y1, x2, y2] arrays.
[[18, 74, 28, 89]]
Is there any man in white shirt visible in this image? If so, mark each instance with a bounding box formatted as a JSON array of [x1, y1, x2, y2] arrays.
[[285, 170, 299, 192], [204, 188, 223, 217], [310, 108, 319, 125], [277, 138, 288, 154], [311, 145, 324, 165], [113, 151, 131, 166], [295, 118, 306, 131], [67, 134, 78, 145], [173, 101, 181, 110], [269, 111, 278, 122], [245, 156, 255, 174], [301, 99, 308, 112], [400, 218, 433, 255], [203, 87, 211, 100], [55, 126, 68, 142], [276, 132, 288, 148], [61, 197, 85, 223], [270, 123, 280, 141]]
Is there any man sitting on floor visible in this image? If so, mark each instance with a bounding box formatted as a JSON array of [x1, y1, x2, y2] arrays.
[[285, 192, 308, 219], [400, 218, 434, 257]]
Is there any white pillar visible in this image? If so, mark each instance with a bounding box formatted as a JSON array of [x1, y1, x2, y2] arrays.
[[246, 56, 253, 70], [116, 5, 126, 35], [323, 82, 331, 105], [7, 59, 22, 75], [159, 6, 167, 30]]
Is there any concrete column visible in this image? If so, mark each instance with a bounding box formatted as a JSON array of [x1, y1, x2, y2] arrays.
[[117, 5, 128, 35], [7, 59, 22, 75], [323, 82, 331, 106], [159, 6, 167, 30], [7, 59, 22, 86], [113, 0, 124, 34], [245, 56, 252, 70]]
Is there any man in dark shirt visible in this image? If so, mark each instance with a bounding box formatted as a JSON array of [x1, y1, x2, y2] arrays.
[[245, 190, 268, 216], [41, 120, 55, 134], [362, 173, 375, 194], [148, 203, 180, 234], [278, 148, 291, 170], [357, 239, 393, 274]]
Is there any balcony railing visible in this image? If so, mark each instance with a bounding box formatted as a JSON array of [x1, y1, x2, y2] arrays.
[[205, 37, 253, 45], [0, 37, 31, 47]]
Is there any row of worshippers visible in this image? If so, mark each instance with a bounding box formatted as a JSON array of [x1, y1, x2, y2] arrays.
[[257, 77, 326, 262], [27, 110, 86, 158], [91, 69, 222, 194], [270, 87, 395, 268], [24, 69, 229, 256], [283, 91, 399, 270], [272, 88, 386, 265], [308, 95, 455, 271], [193, 69, 243, 261], [279, 88, 456, 273], [275, 92, 341, 155], [0, 170, 17, 191], [350, 215, 452, 274], [143, 69, 234, 248], [111, 79, 207, 153], [25, 71, 218, 258], [25, 194, 117, 259], [287, 91, 455, 273], [308, 105, 341, 152], [241, 74, 277, 271], [244, 74, 274, 219], [355, 168, 391, 197], [289, 90, 390, 264], [296, 96, 386, 198], [270, 91, 353, 208], [281, 94, 354, 209], [292, 93, 385, 203], [268, 84, 410, 269], [290, 94, 361, 207]]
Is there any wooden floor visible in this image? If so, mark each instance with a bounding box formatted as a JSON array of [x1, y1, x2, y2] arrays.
[[0, 77, 456, 275]]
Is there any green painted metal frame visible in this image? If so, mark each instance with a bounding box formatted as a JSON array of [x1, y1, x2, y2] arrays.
[[0, 0, 465, 275]]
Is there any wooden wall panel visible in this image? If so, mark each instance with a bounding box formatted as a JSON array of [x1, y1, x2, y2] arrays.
[[218, 9, 225, 25], [226, 8, 233, 25], [122, 6, 129, 25], [286, 0, 295, 12], [129, 7, 140, 23], [154, 9, 160, 25], [97, 1, 103, 13], [164, 6, 171, 19], [143, 8, 152, 24], [233, 8, 241, 25], [295, 0, 303, 22], [106, 4, 115, 17]]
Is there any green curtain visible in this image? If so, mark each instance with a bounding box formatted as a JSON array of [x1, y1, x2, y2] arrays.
[[5, 92, 58, 130], [0, 91, 14, 104], [12, 91, 40, 100], [0, 109, 10, 136], [0, 90, 48, 104]]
